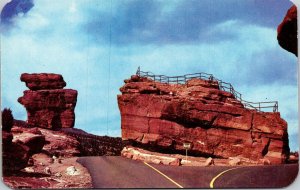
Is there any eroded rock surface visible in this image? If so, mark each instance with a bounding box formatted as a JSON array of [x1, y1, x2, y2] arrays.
[[20, 73, 66, 90], [18, 73, 77, 129], [11, 126, 81, 158], [118, 75, 290, 164]]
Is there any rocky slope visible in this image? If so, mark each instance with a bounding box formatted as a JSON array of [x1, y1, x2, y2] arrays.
[[2, 126, 91, 188], [18, 73, 78, 129], [2, 125, 124, 189], [118, 75, 290, 164]]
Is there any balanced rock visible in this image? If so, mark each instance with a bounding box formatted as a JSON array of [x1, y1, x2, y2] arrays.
[[18, 73, 77, 129], [277, 5, 297, 56], [118, 75, 290, 164]]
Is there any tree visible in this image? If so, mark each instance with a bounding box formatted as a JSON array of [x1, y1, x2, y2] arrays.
[[2, 108, 14, 132]]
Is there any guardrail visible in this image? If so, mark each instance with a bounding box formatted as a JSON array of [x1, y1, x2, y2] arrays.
[[135, 67, 278, 112]]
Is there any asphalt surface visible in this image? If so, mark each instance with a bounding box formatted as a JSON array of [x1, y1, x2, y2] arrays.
[[77, 156, 299, 188]]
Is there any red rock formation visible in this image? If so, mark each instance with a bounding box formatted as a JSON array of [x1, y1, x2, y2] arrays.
[[12, 127, 46, 155], [18, 73, 77, 129], [118, 75, 290, 164], [2, 131, 31, 173], [2, 126, 93, 188], [277, 5, 297, 56], [11, 126, 81, 157], [21, 73, 66, 90]]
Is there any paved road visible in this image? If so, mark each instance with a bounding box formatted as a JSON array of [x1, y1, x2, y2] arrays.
[[77, 156, 298, 188]]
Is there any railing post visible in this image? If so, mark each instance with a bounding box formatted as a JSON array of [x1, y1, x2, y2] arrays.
[[136, 66, 140, 76], [274, 101, 278, 112]]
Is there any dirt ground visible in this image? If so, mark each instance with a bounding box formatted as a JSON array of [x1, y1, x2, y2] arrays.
[[2, 157, 92, 189]]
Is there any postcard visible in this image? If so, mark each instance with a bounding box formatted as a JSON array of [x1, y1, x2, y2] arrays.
[[1, 0, 298, 189]]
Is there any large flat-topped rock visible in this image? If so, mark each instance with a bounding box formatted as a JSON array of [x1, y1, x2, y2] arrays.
[[20, 73, 66, 90], [118, 74, 290, 164]]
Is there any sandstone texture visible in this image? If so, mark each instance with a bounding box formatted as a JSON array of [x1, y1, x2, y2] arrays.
[[277, 5, 297, 56], [12, 127, 46, 155], [118, 75, 290, 164], [18, 73, 77, 129], [20, 73, 66, 90]]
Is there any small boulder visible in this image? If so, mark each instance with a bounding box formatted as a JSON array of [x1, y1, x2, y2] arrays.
[[55, 172, 62, 177], [260, 158, 271, 165], [13, 131, 46, 155], [66, 166, 80, 176], [24, 167, 35, 173], [228, 157, 241, 166], [44, 167, 52, 175], [204, 157, 214, 166]]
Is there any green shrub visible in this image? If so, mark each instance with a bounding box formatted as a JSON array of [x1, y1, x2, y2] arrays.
[[2, 108, 14, 132]]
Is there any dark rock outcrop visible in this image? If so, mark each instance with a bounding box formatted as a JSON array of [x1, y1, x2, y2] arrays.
[[12, 127, 46, 155], [277, 5, 297, 56], [118, 75, 290, 164], [2, 131, 30, 173], [18, 73, 77, 129]]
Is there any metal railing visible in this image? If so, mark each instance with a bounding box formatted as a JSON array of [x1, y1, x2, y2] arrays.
[[135, 67, 278, 112]]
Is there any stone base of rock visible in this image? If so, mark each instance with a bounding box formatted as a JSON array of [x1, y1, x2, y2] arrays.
[[121, 146, 272, 166], [122, 146, 180, 166]]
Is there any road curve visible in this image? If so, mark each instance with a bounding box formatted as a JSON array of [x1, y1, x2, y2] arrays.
[[211, 164, 299, 188], [77, 156, 179, 188], [77, 156, 298, 188]]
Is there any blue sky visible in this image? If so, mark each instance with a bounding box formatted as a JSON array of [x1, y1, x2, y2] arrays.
[[1, 0, 298, 150]]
